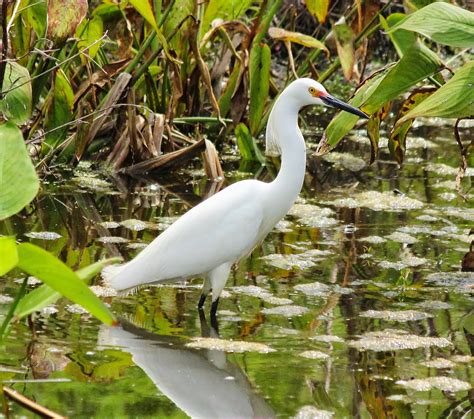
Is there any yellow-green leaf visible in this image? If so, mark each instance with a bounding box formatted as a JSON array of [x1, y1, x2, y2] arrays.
[[16, 244, 116, 325], [0, 237, 18, 276], [333, 19, 355, 80], [0, 62, 32, 125], [47, 0, 88, 44], [306, 0, 330, 23], [249, 43, 271, 136], [0, 122, 39, 219], [268, 27, 328, 54]]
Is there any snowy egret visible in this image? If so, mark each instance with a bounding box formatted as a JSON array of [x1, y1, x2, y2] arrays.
[[103, 78, 368, 316]]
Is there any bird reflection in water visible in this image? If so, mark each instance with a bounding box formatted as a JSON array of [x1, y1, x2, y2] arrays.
[[98, 313, 274, 418]]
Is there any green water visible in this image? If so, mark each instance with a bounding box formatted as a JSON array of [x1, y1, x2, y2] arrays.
[[0, 116, 473, 418]]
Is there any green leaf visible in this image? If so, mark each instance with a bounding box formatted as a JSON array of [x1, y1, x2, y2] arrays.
[[44, 70, 75, 151], [387, 3, 474, 48], [47, 0, 88, 44], [381, 13, 416, 58], [0, 237, 18, 276], [363, 42, 440, 114], [334, 19, 355, 80], [16, 244, 116, 325], [14, 257, 122, 320], [268, 27, 328, 54], [26, 0, 47, 38], [0, 62, 32, 125], [249, 43, 271, 136], [235, 123, 265, 163], [306, 0, 329, 23], [0, 122, 39, 220], [397, 61, 474, 125], [129, 0, 180, 64], [218, 62, 242, 118], [201, 0, 253, 37], [77, 16, 104, 60]]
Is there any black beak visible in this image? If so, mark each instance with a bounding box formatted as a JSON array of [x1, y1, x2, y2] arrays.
[[321, 94, 369, 119]]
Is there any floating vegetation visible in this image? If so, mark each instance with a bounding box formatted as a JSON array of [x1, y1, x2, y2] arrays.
[[349, 330, 451, 352], [359, 310, 432, 321], [127, 242, 148, 250], [295, 406, 334, 419], [416, 301, 452, 310], [72, 173, 113, 192], [405, 136, 438, 149], [155, 216, 179, 230], [425, 272, 474, 294], [96, 236, 129, 244], [379, 256, 428, 270], [294, 282, 352, 297], [450, 355, 473, 363], [386, 232, 418, 244], [260, 254, 316, 271], [186, 338, 275, 353], [327, 191, 424, 212], [25, 231, 62, 240], [416, 214, 438, 222], [359, 235, 386, 244], [65, 304, 89, 315], [299, 350, 329, 360], [322, 152, 366, 172], [90, 286, 118, 298], [421, 358, 456, 369], [0, 295, 14, 304], [396, 377, 471, 392], [99, 221, 121, 229], [311, 335, 344, 343], [425, 163, 474, 177], [231, 285, 293, 305], [288, 204, 338, 228], [119, 219, 151, 231], [261, 305, 309, 317]]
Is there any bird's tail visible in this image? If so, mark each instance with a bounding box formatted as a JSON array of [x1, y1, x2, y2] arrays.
[[101, 262, 142, 292]]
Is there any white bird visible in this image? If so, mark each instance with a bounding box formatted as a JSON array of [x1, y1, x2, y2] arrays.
[[103, 78, 368, 316]]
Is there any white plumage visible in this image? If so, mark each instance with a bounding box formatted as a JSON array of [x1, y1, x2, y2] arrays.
[[103, 78, 368, 315]]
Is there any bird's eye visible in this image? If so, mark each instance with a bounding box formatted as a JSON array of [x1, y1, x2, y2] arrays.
[[308, 87, 317, 95]]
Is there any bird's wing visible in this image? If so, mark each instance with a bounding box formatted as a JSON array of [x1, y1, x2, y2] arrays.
[[105, 180, 265, 290]]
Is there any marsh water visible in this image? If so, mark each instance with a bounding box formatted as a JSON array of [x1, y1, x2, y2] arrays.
[[1, 113, 473, 418]]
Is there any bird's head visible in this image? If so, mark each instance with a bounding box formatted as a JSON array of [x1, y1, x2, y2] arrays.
[[286, 78, 369, 119]]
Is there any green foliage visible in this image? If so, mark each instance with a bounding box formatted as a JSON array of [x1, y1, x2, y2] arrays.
[[14, 257, 122, 319], [305, 0, 329, 23], [235, 123, 265, 163], [0, 237, 18, 276], [388, 3, 474, 48], [47, 0, 88, 44], [15, 243, 116, 325], [249, 43, 271, 136], [0, 122, 39, 220], [0, 62, 32, 124]]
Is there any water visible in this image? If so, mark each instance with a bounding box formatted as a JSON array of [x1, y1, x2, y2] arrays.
[[0, 116, 473, 418]]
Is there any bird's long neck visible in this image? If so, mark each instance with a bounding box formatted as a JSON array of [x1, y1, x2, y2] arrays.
[[266, 97, 306, 221]]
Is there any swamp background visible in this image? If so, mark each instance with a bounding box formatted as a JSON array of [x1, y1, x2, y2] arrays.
[[0, 0, 473, 417]]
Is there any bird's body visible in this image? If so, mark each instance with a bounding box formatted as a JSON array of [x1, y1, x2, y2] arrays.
[[103, 78, 368, 315]]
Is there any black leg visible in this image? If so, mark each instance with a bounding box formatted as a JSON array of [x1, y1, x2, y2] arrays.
[[210, 298, 219, 318], [198, 293, 207, 309], [198, 309, 211, 337]]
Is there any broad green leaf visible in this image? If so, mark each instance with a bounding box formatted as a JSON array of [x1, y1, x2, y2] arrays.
[[268, 27, 328, 54], [387, 3, 474, 48], [381, 13, 416, 57], [0, 62, 32, 125], [320, 71, 386, 153], [201, 0, 253, 37], [44, 70, 75, 151], [235, 123, 265, 163], [249, 43, 271, 136], [0, 237, 18, 276], [47, 0, 88, 44], [218, 62, 242, 118], [14, 257, 122, 320], [397, 61, 474, 125], [389, 89, 434, 164], [26, 0, 47, 38], [163, 0, 194, 50], [77, 16, 104, 60], [306, 0, 329, 23], [362, 42, 440, 114], [0, 122, 39, 220], [16, 244, 116, 325], [333, 19, 355, 80], [129, 0, 180, 64]]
